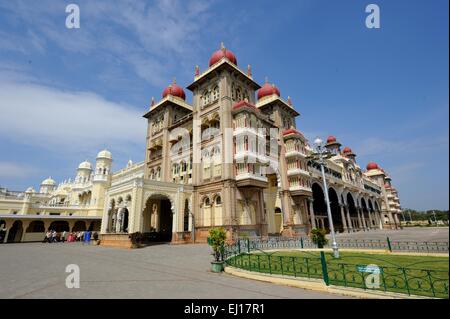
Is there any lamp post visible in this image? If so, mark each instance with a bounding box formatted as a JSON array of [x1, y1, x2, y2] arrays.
[[432, 210, 438, 227], [310, 137, 339, 258]]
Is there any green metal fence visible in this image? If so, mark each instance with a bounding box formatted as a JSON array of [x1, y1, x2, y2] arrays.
[[224, 251, 449, 298], [230, 236, 449, 253]]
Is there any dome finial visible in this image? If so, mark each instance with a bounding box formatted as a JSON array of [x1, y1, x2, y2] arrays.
[[220, 41, 225, 51], [195, 65, 199, 76], [172, 77, 176, 84], [265, 76, 268, 84]]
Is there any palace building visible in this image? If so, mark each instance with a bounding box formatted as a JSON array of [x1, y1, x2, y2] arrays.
[[0, 45, 402, 245]]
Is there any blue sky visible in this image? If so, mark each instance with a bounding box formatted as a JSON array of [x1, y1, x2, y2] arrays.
[[0, 0, 448, 210]]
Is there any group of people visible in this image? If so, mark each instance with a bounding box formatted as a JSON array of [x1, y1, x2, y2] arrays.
[[44, 230, 98, 243]]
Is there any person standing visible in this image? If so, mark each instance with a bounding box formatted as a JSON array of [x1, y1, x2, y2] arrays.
[[61, 230, 67, 243], [84, 230, 91, 244]]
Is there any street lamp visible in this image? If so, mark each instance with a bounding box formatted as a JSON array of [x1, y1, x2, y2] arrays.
[[308, 137, 339, 258], [432, 210, 438, 227]]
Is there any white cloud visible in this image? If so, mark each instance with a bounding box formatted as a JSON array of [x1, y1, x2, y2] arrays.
[[0, 0, 218, 87], [0, 80, 146, 155], [0, 162, 39, 178]]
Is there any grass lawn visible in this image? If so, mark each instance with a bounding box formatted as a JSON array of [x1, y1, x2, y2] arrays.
[[226, 251, 449, 298]]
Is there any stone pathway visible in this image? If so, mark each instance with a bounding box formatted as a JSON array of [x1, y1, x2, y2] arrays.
[[0, 242, 346, 299]]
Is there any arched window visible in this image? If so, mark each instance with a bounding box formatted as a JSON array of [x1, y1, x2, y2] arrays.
[[215, 196, 222, 205], [156, 167, 161, 179], [212, 86, 219, 101], [236, 88, 242, 101], [204, 197, 210, 207], [150, 169, 155, 180]]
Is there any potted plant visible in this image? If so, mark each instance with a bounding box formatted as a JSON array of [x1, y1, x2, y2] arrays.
[[208, 227, 226, 272], [310, 228, 328, 248]]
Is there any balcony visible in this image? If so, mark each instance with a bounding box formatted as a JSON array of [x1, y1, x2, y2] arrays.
[[234, 150, 269, 165], [233, 126, 266, 139], [93, 175, 108, 182], [285, 149, 307, 159], [287, 168, 310, 177], [289, 185, 312, 196], [235, 173, 268, 188]]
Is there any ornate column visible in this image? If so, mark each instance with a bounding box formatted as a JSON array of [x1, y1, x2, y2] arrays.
[[339, 204, 348, 232], [377, 211, 383, 229], [2, 220, 13, 243], [307, 198, 316, 229], [361, 208, 368, 231], [356, 208, 363, 230], [20, 221, 31, 242], [345, 205, 353, 232]]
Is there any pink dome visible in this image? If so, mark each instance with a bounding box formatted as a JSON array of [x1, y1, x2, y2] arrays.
[[209, 46, 237, 66], [366, 162, 379, 170], [162, 82, 186, 100], [257, 82, 280, 100]]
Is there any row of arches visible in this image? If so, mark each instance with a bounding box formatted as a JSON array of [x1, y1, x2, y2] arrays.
[[310, 182, 382, 233], [0, 220, 100, 243]]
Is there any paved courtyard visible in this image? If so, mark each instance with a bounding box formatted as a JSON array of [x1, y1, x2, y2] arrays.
[[1, 227, 447, 299], [0, 242, 345, 299], [332, 227, 449, 242]]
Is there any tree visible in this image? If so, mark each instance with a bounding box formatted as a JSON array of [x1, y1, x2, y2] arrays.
[[208, 227, 226, 262], [311, 228, 328, 248]]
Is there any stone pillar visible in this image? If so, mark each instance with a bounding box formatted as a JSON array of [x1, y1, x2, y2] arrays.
[[308, 198, 316, 229], [339, 204, 348, 232], [155, 203, 160, 232], [356, 208, 363, 230], [20, 221, 30, 242], [43, 220, 52, 233], [345, 206, 353, 232], [2, 220, 13, 243], [377, 211, 383, 229], [360, 208, 367, 231]]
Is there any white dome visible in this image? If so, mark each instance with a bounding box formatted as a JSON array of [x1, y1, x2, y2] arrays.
[[78, 161, 92, 170], [41, 177, 56, 186], [25, 187, 35, 193], [97, 149, 112, 160]]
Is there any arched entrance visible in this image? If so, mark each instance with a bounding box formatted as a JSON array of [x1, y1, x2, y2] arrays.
[[0, 220, 6, 242], [7, 221, 23, 243], [117, 208, 129, 233], [328, 188, 343, 232], [346, 193, 358, 230], [49, 221, 70, 232], [312, 183, 327, 230], [72, 221, 86, 232], [361, 198, 370, 229], [274, 207, 282, 234], [143, 194, 174, 242]]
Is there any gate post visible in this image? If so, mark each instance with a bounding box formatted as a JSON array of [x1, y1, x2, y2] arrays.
[[320, 251, 330, 286]]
